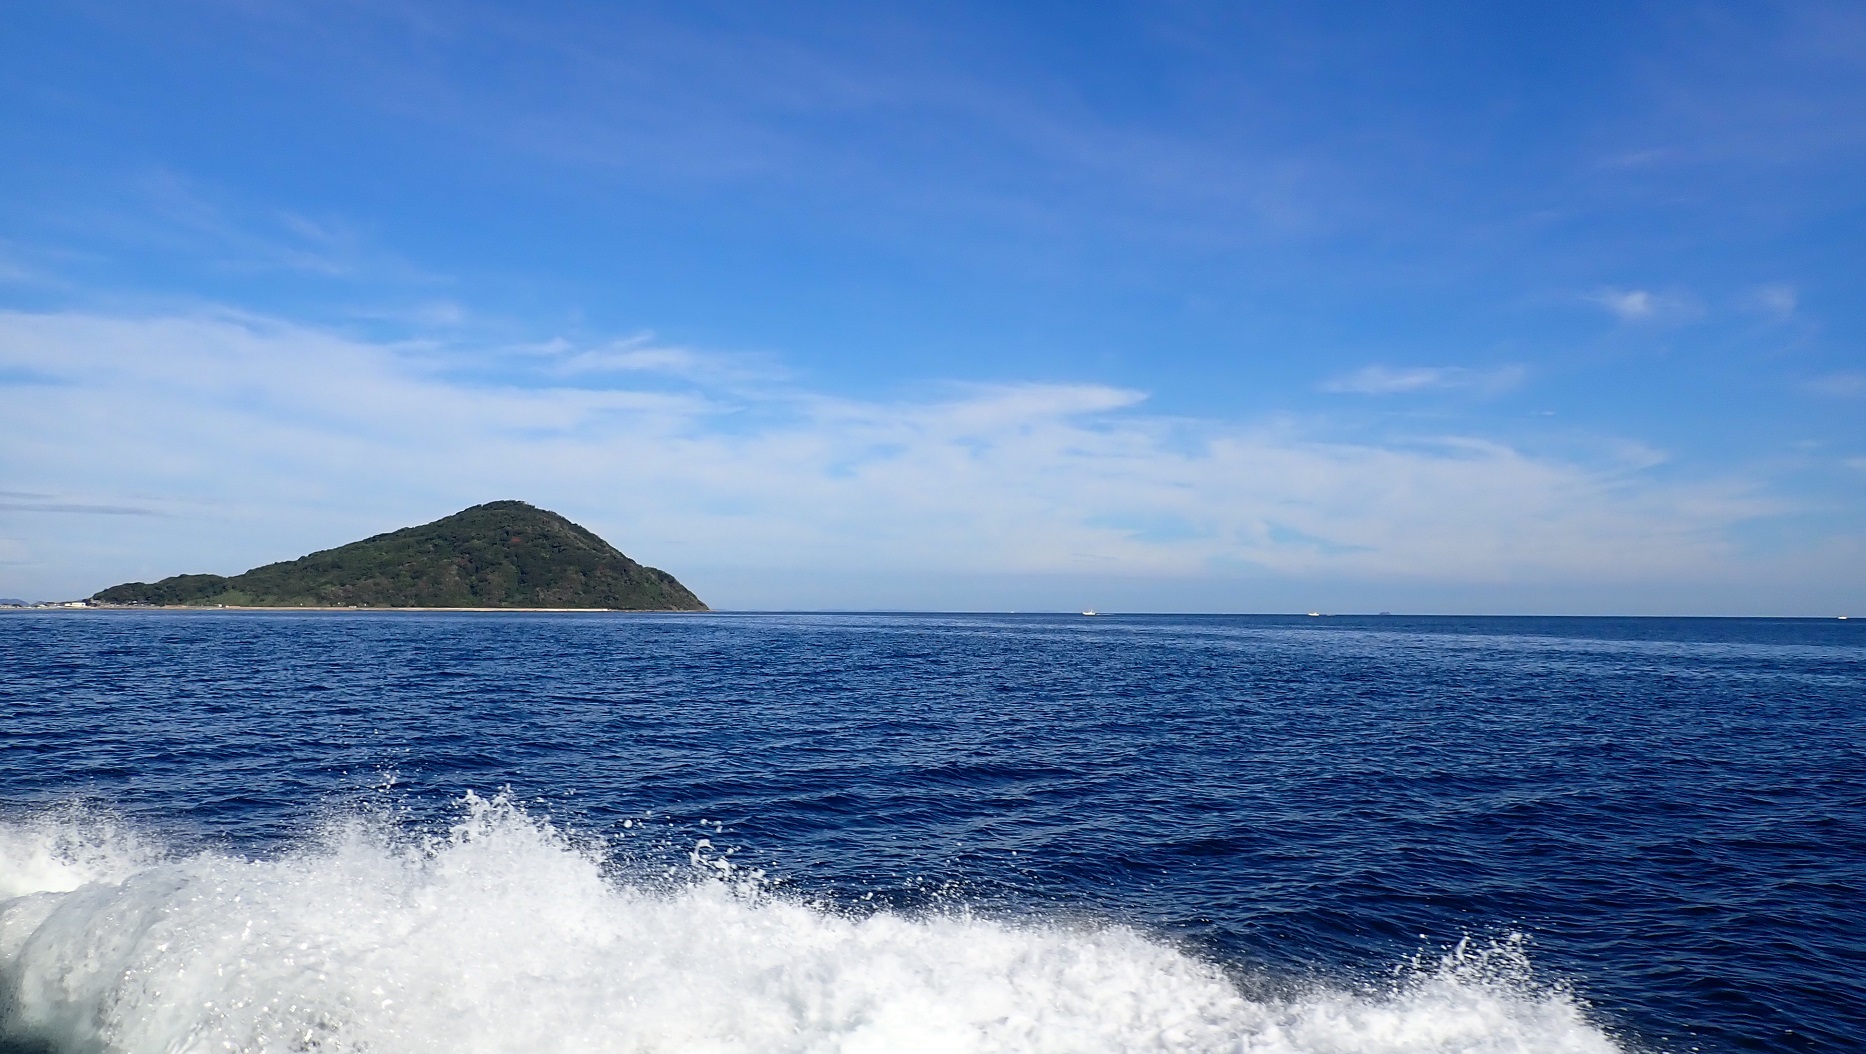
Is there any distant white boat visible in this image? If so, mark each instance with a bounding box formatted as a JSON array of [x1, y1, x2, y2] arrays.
[[1081, 609, 1097, 616], [1307, 611, 1321, 617]]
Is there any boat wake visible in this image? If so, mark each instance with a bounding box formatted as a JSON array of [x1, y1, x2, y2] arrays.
[[0, 795, 1623, 1053]]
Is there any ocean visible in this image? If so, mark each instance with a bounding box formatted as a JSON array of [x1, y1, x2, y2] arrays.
[[1, 611, 1860, 1053]]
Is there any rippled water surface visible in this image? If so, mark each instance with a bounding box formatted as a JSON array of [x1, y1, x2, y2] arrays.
[[2, 611, 1862, 1053]]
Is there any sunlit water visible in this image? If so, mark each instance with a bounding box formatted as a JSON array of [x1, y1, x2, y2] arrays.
[[2, 612, 1861, 1053]]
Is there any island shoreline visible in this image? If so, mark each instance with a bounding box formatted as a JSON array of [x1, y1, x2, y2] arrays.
[[12, 605, 711, 613]]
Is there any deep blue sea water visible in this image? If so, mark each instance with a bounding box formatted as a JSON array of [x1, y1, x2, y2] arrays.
[[2, 611, 1862, 1053]]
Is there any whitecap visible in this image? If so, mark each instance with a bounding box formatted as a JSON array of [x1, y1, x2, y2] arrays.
[[0, 795, 1624, 1054]]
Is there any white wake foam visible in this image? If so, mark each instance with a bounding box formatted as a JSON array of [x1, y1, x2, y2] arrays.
[[0, 795, 1624, 1053]]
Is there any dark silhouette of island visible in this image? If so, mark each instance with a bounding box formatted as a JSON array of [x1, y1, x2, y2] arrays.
[[91, 501, 707, 610]]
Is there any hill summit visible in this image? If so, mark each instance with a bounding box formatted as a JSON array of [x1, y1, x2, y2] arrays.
[[92, 501, 707, 610]]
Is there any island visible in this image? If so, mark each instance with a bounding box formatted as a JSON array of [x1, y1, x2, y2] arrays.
[[90, 500, 707, 611]]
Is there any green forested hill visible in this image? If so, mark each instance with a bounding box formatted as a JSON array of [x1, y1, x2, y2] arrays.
[[91, 501, 707, 610]]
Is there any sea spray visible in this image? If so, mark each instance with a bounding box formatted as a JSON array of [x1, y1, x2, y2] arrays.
[[0, 795, 1624, 1054]]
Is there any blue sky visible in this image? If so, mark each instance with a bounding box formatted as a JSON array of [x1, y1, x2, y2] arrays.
[[2, 0, 1862, 612]]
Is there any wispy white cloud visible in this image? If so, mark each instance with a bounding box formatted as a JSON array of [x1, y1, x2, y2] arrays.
[[547, 337, 785, 386], [0, 309, 1786, 606], [0, 249, 44, 285], [1584, 287, 1694, 322], [1320, 364, 1525, 396], [1610, 1, 1866, 171], [95, 3, 1345, 251], [0, 239, 77, 290], [0, 497, 157, 515], [1597, 147, 1675, 169], [348, 300, 471, 329], [1807, 371, 1866, 397], [1748, 283, 1798, 318], [71, 171, 445, 286]]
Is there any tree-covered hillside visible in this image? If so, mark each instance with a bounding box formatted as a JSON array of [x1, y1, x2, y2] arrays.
[[92, 501, 707, 610]]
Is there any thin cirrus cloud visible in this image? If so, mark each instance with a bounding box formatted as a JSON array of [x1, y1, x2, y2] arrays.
[[1748, 283, 1798, 318], [1319, 365, 1526, 397], [0, 497, 156, 516], [0, 308, 1784, 606], [543, 338, 787, 387], [85, 170, 444, 285], [1584, 288, 1696, 322], [1807, 371, 1866, 397]]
